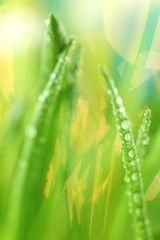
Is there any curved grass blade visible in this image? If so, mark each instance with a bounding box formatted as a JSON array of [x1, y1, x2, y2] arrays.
[[136, 109, 151, 162], [5, 40, 73, 240], [39, 13, 67, 91], [27, 42, 83, 240], [60, 42, 82, 147], [58, 42, 82, 216], [100, 67, 153, 240]]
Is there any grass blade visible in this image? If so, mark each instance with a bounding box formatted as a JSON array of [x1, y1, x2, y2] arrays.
[[136, 109, 151, 162], [100, 67, 153, 240], [28, 41, 82, 240], [40, 13, 67, 91], [5, 40, 73, 240]]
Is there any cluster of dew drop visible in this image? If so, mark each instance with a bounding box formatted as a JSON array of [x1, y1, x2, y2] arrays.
[[38, 47, 71, 109], [100, 68, 153, 240], [108, 84, 142, 207], [136, 109, 151, 161], [7, 16, 79, 240], [25, 45, 72, 158]]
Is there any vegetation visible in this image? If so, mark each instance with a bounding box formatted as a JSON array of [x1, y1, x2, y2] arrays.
[[0, 11, 160, 240]]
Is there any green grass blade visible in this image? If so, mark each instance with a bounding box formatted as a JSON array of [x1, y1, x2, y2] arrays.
[[28, 41, 82, 240], [136, 109, 151, 162], [39, 13, 67, 91], [60, 42, 82, 144], [100, 67, 153, 240], [5, 40, 73, 240]]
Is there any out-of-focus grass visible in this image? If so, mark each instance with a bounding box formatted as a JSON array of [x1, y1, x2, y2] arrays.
[[1, 1, 160, 240]]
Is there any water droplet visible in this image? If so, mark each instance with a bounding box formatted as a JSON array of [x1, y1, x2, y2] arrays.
[[27, 126, 37, 139], [39, 95, 45, 102], [132, 172, 138, 182], [51, 73, 56, 79], [125, 132, 131, 141], [119, 107, 125, 114], [121, 119, 130, 130], [130, 161, 136, 166], [107, 89, 111, 95], [59, 57, 63, 63], [113, 89, 118, 95], [135, 208, 142, 217], [129, 149, 134, 158], [142, 136, 150, 145], [124, 175, 130, 183], [116, 96, 122, 105], [133, 193, 141, 203], [44, 89, 50, 97]]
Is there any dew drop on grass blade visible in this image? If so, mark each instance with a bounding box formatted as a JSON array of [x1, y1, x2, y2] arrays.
[[100, 67, 153, 240], [39, 13, 67, 92], [27, 42, 82, 240], [59, 42, 82, 149], [5, 39, 73, 240], [136, 108, 151, 161]]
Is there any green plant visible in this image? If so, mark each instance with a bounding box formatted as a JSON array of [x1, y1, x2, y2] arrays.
[[100, 67, 153, 240], [1, 11, 160, 240], [2, 14, 81, 240]]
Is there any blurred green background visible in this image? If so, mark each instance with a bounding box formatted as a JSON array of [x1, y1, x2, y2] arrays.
[[1, 0, 160, 240]]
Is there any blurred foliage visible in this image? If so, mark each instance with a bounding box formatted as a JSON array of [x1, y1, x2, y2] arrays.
[[0, 1, 160, 240]]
